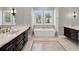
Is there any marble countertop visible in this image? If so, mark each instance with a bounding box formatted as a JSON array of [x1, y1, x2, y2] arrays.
[[0, 25, 30, 48], [64, 25, 79, 31]]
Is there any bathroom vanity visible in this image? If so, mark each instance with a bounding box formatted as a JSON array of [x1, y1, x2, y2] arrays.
[[0, 25, 30, 51], [64, 26, 79, 41]]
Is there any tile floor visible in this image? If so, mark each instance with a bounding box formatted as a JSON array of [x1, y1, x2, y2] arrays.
[[31, 40, 66, 51], [22, 35, 79, 51]]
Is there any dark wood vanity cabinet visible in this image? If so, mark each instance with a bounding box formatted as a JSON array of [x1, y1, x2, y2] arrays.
[[23, 30, 28, 45], [0, 38, 17, 51], [0, 28, 29, 51], [64, 27, 71, 38], [16, 30, 28, 51], [64, 27, 79, 41], [16, 33, 24, 51]]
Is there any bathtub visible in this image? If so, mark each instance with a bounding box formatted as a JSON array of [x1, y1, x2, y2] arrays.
[[34, 28, 56, 37]]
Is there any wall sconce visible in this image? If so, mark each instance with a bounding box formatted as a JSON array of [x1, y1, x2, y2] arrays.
[[11, 8, 16, 16], [73, 11, 77, 18]]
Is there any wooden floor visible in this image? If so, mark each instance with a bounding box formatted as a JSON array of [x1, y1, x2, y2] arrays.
[[22, 35, 79, 51]]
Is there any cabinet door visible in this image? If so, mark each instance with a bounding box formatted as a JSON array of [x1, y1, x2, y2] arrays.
[[23, 30, 28, 46], [16, 34, 24, 44], [0, 40, 16, 51], [24, 30, 28, 41], [64, 27, 79, 41], [71, 30, 78, 41], [16, 39, 24, 51], [64, 27, 70, 37], [5, 44, 16, 51]]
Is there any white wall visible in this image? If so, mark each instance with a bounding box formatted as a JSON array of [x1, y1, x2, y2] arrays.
[[0, 10, 2, 25], [59, 7, 79, 35], [16, 7, 32, 26], [54, 8, 59, 35], [16, 7, 24, 25]]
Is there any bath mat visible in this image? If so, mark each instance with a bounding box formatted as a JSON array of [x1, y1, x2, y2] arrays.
[[31, 40, 66, 51]]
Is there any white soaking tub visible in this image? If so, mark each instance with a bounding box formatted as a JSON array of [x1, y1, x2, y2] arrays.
[[34, 28, 56, 37]]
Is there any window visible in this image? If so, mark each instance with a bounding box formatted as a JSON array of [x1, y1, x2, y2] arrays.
[[34, 10, 43, 24], [2, 10, 16, 25], [32, 8, 54, 25]]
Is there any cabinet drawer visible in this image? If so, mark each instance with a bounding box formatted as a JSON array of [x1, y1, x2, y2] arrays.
[[16, 34, 24, 44], [5, 44, 16, 51], [0, 39, 16, 51], [64, 27, 79, 41], [16, 39, 24, 51]]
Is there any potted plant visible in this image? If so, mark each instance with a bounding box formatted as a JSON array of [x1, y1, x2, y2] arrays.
[[45, 13, 51, 23], [36, 15, 41, 23]]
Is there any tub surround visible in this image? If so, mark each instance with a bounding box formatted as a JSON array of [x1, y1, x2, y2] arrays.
[[0, 25, 30, 50], [33, 25, 56, 37], [34, 28, 56, 37]]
